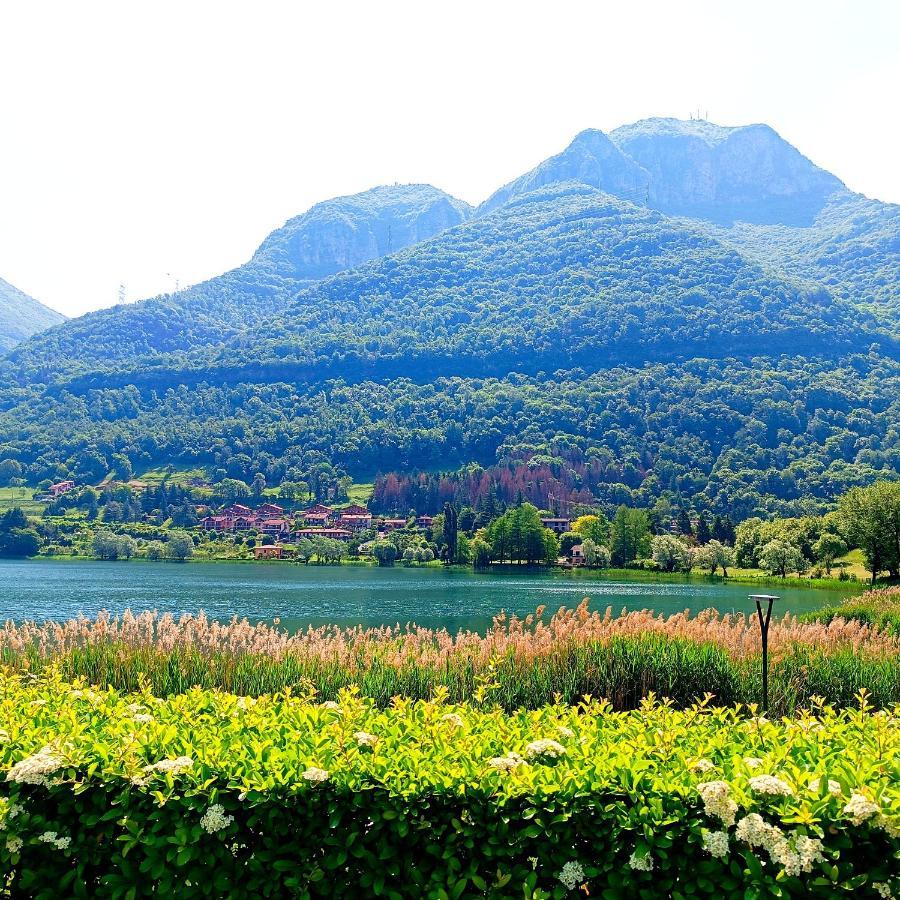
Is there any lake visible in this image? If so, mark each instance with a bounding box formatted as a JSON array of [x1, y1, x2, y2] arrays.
[[0, 559, 856, 632]]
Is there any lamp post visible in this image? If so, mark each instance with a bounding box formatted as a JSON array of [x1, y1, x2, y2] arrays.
[[749, 595, 779, 712]]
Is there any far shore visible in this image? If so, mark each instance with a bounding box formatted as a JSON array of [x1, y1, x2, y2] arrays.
[[6, 554, 872, 594]]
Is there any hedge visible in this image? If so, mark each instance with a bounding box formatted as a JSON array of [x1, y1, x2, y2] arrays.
[[0, 673, 897, 897]]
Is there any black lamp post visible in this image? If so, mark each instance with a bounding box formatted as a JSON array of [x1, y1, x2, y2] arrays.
[[749, 594, 780, 712]]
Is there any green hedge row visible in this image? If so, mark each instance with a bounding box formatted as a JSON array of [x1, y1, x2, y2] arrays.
[[0, 674, 897, 897]]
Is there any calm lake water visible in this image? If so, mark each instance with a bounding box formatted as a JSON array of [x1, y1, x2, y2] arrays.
[[0, 559, 856, 632]]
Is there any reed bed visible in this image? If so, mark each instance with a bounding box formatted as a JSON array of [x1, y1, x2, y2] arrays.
[[806, 585, 900, 634], [1, 600, 897, 712]]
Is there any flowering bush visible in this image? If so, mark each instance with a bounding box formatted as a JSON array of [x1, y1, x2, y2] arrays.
[[0, 673, 896, 897]]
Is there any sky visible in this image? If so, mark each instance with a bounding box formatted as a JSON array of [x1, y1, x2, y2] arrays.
[[0, 1, 898, 317]]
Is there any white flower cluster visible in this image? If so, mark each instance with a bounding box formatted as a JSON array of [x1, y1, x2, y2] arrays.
[[5, 836, 22, 853], [488, 752, 525, 773], [354, 731, 377, 748], [873, 883, 894, 899], [200, 803, 234, 834], [701, 829, 729, 859], [6, 745, 63, 786], [524, 739, 566, 762], [557, 726, 575, 739], [321, 701, 341, 712], [743, 757, 763, 769], [628, 850, 654, 871], [808, 777, 841, 796], [133, 713, 154, 724], [441, 713, 464, 728], [691, 758, 715, 774], [39, 830, 71, 850], [749, 775, 794, 797], [302, 766, 330, 783], [843, 792, 879, 825], [735, 814, 823, 877], [697, 781, 738, 827], [557, 861, 585, 890], [143, 755, 194, 775]]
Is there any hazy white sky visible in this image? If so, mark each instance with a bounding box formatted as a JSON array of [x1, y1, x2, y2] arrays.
[[1, 1, 897, 317]]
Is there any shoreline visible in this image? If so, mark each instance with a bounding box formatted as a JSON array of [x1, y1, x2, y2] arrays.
[[11, 554, 872, 594]]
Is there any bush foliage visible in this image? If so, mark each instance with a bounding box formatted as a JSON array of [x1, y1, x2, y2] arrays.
[[0, 674, 898, 897]]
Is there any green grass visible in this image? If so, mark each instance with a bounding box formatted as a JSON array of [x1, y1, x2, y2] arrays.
[[345, 481, 374, 506], [0, 486, 45, 516]]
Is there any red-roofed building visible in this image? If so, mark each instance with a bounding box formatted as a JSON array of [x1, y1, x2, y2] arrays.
[[256, 502, 285, 517], [259, 518, 291, 536], [201, 515, 235, 532], [223, 504, 253, 518], [294, 527, 353, 542], [49, 480, 75, 497], [381, 518, 408, 533]]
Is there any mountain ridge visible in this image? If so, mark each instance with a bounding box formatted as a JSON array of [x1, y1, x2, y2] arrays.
[[0, 277, 65, 352]]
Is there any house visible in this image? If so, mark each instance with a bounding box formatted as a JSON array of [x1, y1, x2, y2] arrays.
[[256, 502, 285, 517], [259, 518, 291, 536], [337, 506, 372, 532], [201, 515, 235, 532], [541, 517, 570, 534], [49, 480, 75, 497], [416, 515, 434, 528], [381, 518, 408, 533], [253, 544, 285, 560], [301, 504, 335, 526], [294, 527, 353, 542], [566, 544, 586, 567], [127, 480, 149, 494], [223, 504, 253, 518]]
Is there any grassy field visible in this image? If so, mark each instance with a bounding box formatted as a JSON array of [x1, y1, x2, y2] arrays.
[[0, 486, 45, 516], [345, 481, 374, 505]]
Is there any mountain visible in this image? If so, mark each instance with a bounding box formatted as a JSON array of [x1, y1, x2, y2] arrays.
[[0, 277, 65, 352], [252, 184, 472, 281], [1, 117, 897, 517], [609, 117, 846, 226], [477, 129, 650, 216], [4, 185, 470, 378]]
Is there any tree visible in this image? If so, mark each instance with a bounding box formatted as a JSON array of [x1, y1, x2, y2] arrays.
[[676, 509, 693, 538], [696, 512, 711, 544], [571, 514, 610, 545], [0, 459, 23, 486], [651, 534, 692, 573], [610, 506, 651, 566], [442, 502, 459, 564], [0, 508, 40, 558], [251, 473, 266, 501], [581, 538, 610, 569], [166, 532, 194, 561], [371, 540, 397, 567], [145, 541, 165, 561], [471, 535, 492, 570], [813, 532, 846, 575], [217, 478, 251, 504], [759, 539, 805, 579], [694, 540, 735, 577], [838, 481, 900, 584]]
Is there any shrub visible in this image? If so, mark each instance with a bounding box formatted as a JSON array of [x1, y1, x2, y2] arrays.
[[0, 674, 897, 896]]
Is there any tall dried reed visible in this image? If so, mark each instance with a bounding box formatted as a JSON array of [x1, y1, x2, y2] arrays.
[[1, 600, 897, 711]]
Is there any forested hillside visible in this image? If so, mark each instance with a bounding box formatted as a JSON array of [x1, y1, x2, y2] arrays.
[[1, 117, 897, 518], [4, 185, 469, 378], [0, 277, 65, 352]]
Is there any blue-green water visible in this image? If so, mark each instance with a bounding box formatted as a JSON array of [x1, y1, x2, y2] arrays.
[[0, 560, 855, 632]]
